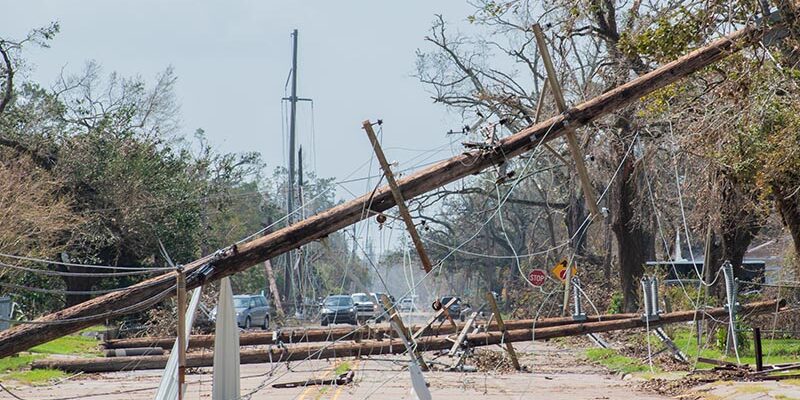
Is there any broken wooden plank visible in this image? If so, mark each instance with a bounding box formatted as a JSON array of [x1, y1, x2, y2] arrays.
[[0, 20, 783, 358]]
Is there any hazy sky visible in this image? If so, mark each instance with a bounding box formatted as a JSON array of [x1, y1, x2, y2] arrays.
[[3, 1, 476, 202]]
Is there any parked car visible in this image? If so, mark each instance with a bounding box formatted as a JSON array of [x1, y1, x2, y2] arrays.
[[210, 294, 270, 330], [397, 297, 417, 312], [435, 295, 466, 322], [320, 295, 357, 326], [351, 292, 378, 322], [370, 292, 395, 322]]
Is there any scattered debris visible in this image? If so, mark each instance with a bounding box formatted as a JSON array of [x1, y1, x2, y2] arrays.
[[272, 370, 354, 389], [463, 349, 518, 373]]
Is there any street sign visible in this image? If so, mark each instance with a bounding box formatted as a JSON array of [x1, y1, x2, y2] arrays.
[[527, 269, 547, 286], [551, 260, 577, 282]]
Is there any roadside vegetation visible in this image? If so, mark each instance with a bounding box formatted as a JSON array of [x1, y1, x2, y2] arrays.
[[0, 333, 100, 384]]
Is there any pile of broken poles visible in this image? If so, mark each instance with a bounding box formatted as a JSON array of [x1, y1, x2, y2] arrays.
[[31, 299, 785, 374]]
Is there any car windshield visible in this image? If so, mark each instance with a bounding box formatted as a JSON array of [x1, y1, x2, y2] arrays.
[[324, 297, 353, 306], [233, 297, 249, 308], [352, 294, 371, 303]]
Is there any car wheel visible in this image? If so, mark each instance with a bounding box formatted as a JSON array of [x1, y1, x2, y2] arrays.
[[460, 314, 465, 322], [262, 316, 269, 330], [321, 319, 328, 327], [245, 317, 251, 329]]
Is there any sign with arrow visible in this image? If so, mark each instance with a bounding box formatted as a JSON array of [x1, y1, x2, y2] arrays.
[[551, 260, 577, 282]]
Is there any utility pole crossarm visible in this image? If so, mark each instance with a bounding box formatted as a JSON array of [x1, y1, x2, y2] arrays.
[[362, 120, 435, 273], [532, 23, 601, 218]]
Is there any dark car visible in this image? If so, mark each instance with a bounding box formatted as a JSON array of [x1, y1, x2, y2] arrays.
[[435, 295, 466, 322], [320, 295, 357, 326], [211, 294, 270, 329]]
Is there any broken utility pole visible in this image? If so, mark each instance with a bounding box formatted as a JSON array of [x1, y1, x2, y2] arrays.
[[363, 120, 435, 273], [103, 312, 639, 351], [32, 300, 783, 373], [0, 19, 785, 358], [532, 23, 600, 218], [485, 292, 520, 370]]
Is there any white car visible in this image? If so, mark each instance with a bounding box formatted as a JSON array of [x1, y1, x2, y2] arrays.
[[397, 297, 417, 312], [351, 292, 378, 322]]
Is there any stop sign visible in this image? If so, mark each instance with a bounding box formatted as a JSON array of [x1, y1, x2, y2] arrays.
[[527, 269, 547, 286]]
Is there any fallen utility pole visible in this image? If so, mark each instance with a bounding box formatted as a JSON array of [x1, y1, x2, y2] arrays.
[[32, 300, 783, 373], [102, 313, 639, 350], [0, 19, 783, 358]]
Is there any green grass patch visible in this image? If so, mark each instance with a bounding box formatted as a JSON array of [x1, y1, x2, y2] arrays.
[[0, 354, 43, 372], [334, 361, 352, 375], [585, 348, 654, 374], [29, 335, 100, 356], [672, 329, 800, 367], [4, 369, 66, 385]]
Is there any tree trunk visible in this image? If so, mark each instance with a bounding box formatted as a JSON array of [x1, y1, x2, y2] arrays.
[[718, 174, 762, 282], [263, 260, 284, 319], [610, 134, 653, 313], [567, 185, 588, 255], [774, 185, 800, 271]]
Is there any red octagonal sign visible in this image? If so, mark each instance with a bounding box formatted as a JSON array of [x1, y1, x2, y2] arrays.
[[527, 269, 547, 286]]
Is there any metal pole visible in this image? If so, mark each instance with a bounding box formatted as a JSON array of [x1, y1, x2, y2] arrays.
[[176, 269, 186, 400], [754, 327, 763, 372], [285, 28, 299, 309], [297, 146, 304, 317]]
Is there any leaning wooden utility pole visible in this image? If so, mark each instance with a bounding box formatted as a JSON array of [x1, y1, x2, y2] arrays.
[[363, 120, 434, 273], [485, 292, 520, 370], [532, 23, 600, 218], [0, 19, 785, 358]]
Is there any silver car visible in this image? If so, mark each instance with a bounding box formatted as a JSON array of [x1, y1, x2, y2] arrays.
[[211, 294, 270, 330]]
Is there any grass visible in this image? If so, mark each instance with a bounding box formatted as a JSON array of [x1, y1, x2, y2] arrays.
[[585, 348, 655, 374], [672, 329, 800, 367], [5, 369, 66, 385], [334, 361, 352, 375], [0, 333, 100, 385], [29, 335, 100, 356], [0, 354, 43, 372]]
